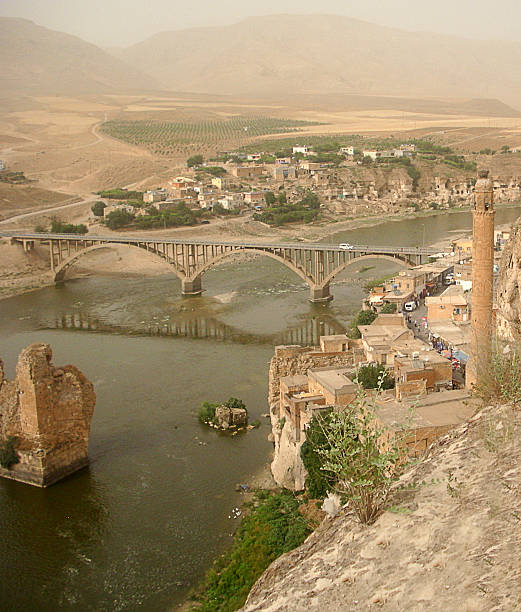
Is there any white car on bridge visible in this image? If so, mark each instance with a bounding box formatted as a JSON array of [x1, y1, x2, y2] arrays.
[[339, 243, 354, 250]]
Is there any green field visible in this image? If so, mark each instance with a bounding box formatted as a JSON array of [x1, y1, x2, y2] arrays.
[[100, 116, 323, 156]]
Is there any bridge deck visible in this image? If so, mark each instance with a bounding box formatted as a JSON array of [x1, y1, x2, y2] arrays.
[[0, 231, 440, 256]]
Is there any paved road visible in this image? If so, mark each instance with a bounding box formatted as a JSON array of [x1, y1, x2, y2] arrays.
[[0, 196, 96, 226], [0, 231, 440, 255]]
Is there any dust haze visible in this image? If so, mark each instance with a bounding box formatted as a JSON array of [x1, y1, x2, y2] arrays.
[[1, 0, 520, 47]]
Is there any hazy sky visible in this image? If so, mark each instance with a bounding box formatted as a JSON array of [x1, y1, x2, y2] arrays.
[[1, 0, 520, 47]]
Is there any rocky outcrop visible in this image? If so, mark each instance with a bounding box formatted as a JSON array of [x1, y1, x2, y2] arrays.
[[242, 402, 521, 611], [268, 345, 355, 490], [0, 343, 95, 487], [497, 215, 521, 342]]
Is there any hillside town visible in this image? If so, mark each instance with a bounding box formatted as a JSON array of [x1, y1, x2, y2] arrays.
[[94, 141, 521, 229]]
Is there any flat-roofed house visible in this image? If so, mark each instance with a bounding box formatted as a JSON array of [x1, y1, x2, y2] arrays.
[[426, 285, 469, 323]]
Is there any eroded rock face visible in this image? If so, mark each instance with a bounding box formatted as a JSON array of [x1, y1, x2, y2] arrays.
[[0, 343, 95, 487], [268, 346, 355, 491], [497, 217, 521, 342]]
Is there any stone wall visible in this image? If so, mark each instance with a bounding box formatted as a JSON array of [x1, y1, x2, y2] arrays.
[[0, 343, 95, 487], [268, 345, 355, 490]]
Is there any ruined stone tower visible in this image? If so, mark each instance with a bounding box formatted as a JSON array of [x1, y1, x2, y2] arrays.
[[466, 170, 495, 389]]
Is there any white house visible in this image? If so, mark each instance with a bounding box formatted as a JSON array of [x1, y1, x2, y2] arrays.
[[292, 145, 310, 155], [217, 193, 243, 210], [363, 150, 395, 161]]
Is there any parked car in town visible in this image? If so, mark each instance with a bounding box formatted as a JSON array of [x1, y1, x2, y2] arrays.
[[404, 301, 417, 312]]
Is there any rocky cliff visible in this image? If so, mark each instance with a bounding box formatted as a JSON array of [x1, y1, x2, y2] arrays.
[[497, 215, 521, 342], [242, 401, 521, 611], [0, 343, 95, 486], [269, 346, 356, 490]]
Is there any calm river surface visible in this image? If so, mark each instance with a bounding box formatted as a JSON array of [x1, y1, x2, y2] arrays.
[[1, 206, 519, 611]]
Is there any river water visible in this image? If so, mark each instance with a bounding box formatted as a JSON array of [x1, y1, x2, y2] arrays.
[[1, 206, 519, 611]]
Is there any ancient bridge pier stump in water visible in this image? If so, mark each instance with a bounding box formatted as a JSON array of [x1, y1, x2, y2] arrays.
[[0, 343, 95, 487]]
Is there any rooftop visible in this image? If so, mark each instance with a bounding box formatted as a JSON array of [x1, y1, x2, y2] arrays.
[[376, 389, 476, 431], [308, 367, 356, 396]]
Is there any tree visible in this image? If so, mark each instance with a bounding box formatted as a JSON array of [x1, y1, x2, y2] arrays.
[[91, 201, 106, 217], [277, 191, 287, 205], [187, 154, 204, 168], [50, 219, 88, 234], [264, 191, 276, 206], [104, 209, 134, 230], [356, 364, 395, 390], [348, 310, 378, 338], [381, 302, 397, 314], [225, 397, 247, 413]]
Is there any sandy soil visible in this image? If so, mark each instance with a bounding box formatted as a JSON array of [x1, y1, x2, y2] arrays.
[[241, 401, 521, 611], [1, 93, 521, 220]]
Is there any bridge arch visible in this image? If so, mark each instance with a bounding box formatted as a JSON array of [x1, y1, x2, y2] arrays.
[[319, 253, 412, 289], [53, 243, 185, 282], [186, 247, 315, 287]]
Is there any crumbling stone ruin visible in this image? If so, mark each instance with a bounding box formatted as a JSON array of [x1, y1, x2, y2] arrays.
[[0, 343, 95, 487], [214, 404, 248, 430]]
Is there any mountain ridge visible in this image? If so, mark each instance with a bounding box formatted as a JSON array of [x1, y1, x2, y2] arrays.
[[118, 14, 521, 108], [0, 17, 160, 95]]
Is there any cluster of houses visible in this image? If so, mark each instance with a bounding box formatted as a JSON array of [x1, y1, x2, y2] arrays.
[[99, 139, 521, 221], [275, 310, 476, 488]]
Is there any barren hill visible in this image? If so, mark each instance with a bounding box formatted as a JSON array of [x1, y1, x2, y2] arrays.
[[0, 18, 159, 95], [120, 14, 521, 109]]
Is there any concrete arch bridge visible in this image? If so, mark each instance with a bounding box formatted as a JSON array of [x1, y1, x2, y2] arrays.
[[3, 232, 438, 303]]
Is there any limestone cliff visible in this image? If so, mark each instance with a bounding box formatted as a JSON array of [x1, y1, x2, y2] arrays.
[[497, 215, 521, 342], [242, 401, 521, 611], [0, 343, 95, 486], [268, 346, 355, 491]]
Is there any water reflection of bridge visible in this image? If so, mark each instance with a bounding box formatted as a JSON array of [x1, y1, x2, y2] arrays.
[[49, 311, 347, 346]]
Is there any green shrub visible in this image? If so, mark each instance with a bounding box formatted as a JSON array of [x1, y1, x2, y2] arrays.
[[473, 343, 521, 405], [198, 401, 219, 425], [355, 363, 395, 390], [348, 310, 378, 339], [50, 219, 88, 234], [96, 188, 143, 200], [225, 397, 247, 413], [380, 302, 397, 314], [193, 490, 311, 611], [91, 201, 106, 217], [104, 209, 135, 230], [301, 412, 333, 498], [0, 437, 19, 469], [309, 389, 407, 524], [187, 154, 204, 167]]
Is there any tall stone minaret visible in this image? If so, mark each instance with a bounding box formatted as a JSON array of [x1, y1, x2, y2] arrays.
[[466, 170, 495, 389]]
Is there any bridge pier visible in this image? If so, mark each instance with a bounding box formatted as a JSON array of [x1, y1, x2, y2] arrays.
[[182, 277, 203, 296], [309, 284, 333, 303]]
